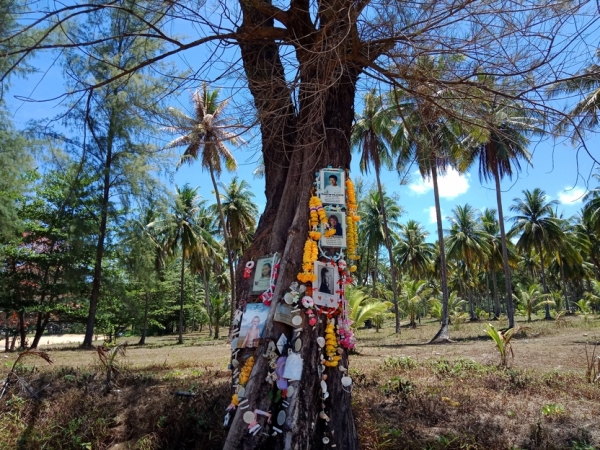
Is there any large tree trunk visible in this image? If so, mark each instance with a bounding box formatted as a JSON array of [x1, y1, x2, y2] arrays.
[[494, 167, 515, 327], [223, 6, 361, 446], [374, 168, 401, 333], [430, 167, 451, 343]]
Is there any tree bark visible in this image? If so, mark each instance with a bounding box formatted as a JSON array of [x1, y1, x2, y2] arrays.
[[224, 28, 361, 450], [430, 166, 450, 343], [494, 167, 515, 328]]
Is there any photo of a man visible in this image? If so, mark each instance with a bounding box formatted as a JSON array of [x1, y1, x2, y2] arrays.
[[324, 174, 342, 194], [319, 169, 345, 205]]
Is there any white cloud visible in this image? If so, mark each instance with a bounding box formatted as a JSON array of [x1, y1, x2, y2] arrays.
[[427, 206, 443, 224], [558, 187, 585, 205], [408, 167, 470, 199]]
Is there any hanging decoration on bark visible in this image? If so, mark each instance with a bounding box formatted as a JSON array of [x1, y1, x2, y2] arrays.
[[225, 167, 359, 446]]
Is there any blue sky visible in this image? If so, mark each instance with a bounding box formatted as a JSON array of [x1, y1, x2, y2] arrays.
[[5, 24, 600, 242]]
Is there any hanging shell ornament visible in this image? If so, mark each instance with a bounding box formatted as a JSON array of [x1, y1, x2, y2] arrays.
[[320, 380, 328, 392], [317, 337, 325, 348], [277, 410, 286, 425], [286, 385, 295, 397], [243, 411, 256, 424], [323, 437, 330, 444], [284, 293, 294, 304], [319, 411, 330, 422], [341, 376, 352, 387]]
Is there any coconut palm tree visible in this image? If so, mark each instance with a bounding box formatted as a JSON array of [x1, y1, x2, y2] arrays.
[[460, 89, 538, 328], [445, 204, 491, 320], [188, 203, 224, 337], [394, 220, 435, 280], [400, 279, 433, 328], [509, 189, 564, 319], [391, 58, 466, 342], [513, 283, 551, 323], [217, 176, 258, 269], [164, 85, 242, 315], [359, 189, 402, 304], [480, 209, 504, 319], [168, 184, 221, 344], [346, 286, 393, 330], [352, 90, 402, 333]]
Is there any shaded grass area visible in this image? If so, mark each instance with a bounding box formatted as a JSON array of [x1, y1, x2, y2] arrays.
[[1, 317, 599, 449]]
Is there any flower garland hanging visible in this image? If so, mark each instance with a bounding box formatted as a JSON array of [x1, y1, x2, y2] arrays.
[[298, 239, 318, 283], [239, 356, 255, 386], [323, 321, 342, 367], [345, 177, 360, 271]]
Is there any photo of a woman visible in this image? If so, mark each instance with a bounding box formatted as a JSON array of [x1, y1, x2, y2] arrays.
[[328, 214, 343, 236], [251, 256, 274, 293]]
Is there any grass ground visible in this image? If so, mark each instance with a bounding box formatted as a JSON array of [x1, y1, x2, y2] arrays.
[[1, 315, 599, 449]]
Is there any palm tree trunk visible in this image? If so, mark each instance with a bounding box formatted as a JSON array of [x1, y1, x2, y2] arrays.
[[493, 167, 515, 328], [536, 242, 552, 319], [430, 166, 450, 343], [374, 168, 401, 334], [179, 251, 186, 344], [491, 270, 500, 319], [208, 166, 236, 336], [202, 267, 213, 336], [362, 246, 371, 286], [559, 262, 570, 312]]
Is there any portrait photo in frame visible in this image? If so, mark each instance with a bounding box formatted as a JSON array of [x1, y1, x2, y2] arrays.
[[320, 211, 346, 248], [238, 303, 270, 348], [251, 256, 274, 294], [312, 261, 340, 308], [319, 169, 345, 205]]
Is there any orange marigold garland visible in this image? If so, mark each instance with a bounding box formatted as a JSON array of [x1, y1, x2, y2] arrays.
[[345, 177, 360, 270], [299, 195, 326, 283]]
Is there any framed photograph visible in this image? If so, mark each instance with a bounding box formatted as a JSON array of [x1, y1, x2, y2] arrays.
[[319, 169, 345, 205], [320, 211, 346, 248], [251, 256, 274, 294], [313, 261, 340, 308], [238, 303, 270, 348]]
